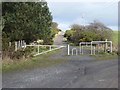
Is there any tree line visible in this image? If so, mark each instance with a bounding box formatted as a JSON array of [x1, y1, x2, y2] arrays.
[[64, 20, 113, 45]]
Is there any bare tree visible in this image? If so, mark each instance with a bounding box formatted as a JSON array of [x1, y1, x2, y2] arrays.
[[70, 24, 84, 31]]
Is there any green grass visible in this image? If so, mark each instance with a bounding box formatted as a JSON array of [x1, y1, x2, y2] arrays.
[[112, 31, 119, 46], [2, 49, 65, 73]]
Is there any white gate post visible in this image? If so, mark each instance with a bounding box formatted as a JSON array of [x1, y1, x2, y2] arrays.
[[93, 46, 95, 55], [9, 42, 11, 47], [67, 44, 70, 55], [81, 46, 83, 54], [18, 41, 20, 49], [38, 46, 39, 54], [72, 48, 77, 55], [98, 44, 100, 53], [15, 42, 17, 51], [49, 46, 52, 51], [105, 39, 108, 52], [91, 41, 93, 55], [79, 43, 82, 54], [20, 40, 23, 48], [24, 41, 26, 48]]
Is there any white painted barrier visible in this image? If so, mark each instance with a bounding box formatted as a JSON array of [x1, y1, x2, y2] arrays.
[[67, 44, 70, 55], [34, 46, 66, 56], [72, 48, 78, 55]]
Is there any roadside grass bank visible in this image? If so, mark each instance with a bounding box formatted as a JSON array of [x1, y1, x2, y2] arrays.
[[112, 31, 119, 55], [2, 49, 65, 73], [112, 31, 118, 46]]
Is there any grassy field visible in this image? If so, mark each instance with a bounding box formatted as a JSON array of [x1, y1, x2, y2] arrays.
[[112, 31, 118, 46], [2, 49, 65, 73]]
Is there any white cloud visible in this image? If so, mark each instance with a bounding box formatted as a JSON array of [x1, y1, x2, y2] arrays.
[[72, 17, 91, 25], [48, 1, 118, 30]]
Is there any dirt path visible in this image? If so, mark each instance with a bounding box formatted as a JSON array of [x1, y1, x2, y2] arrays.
[[53, 31, 66, 45]]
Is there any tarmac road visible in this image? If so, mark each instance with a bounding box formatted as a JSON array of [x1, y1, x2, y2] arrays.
[[2, 32, 118, 88], [2, 54, 118, 88]]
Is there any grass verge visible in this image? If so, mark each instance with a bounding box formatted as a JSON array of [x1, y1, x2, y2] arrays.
[[2, 49, 65, 73]]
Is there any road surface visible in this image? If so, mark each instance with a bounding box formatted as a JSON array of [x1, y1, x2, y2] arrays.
[[2, 32, 118, 88], [53, 31, 65, 45]]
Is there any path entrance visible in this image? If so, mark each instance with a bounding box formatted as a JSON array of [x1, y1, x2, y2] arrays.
[[14, 32, 113, 56], [24, 31, 67, 56]]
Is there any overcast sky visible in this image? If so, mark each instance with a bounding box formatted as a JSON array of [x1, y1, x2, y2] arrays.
[[46, 0, 118, 31]]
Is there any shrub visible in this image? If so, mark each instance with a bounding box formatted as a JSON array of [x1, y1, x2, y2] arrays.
[[8, 47, 34, 60], [10, 49, 25, 60], [24, 47, 34, 58]]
